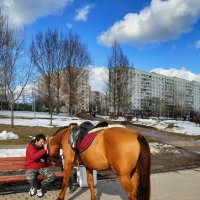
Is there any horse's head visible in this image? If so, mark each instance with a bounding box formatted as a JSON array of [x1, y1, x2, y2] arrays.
[[46, 135, 60, 165], [47, 123, 78, 165]]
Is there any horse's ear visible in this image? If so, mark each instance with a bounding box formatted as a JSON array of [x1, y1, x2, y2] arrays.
[[69, 124, 73, 130], [69, 123, 78, 130], [46, 135, 51, 141]]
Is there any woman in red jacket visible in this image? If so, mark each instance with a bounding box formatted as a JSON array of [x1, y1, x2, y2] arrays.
[[24, 134, 55, 198]]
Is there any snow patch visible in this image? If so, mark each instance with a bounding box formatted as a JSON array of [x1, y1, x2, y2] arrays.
[[150, 142, 181, 155], [0, 149, 25, 157], [0, 130, 19, 140]]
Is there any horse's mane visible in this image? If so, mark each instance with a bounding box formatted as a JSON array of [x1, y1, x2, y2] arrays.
[[53, 126, 69, 136], [53, 123, 78, 136]]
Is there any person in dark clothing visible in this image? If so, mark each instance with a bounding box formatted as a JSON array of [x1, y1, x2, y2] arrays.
[[24, 134, 55, 198]]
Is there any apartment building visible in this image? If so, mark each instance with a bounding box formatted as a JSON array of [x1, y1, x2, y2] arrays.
[[129, 68, 200, 116], [38, 68, 90, 114], [76, 71, 90, 112], [89, 91, 100, 113], [89, 91, 108, 114], [58, 69, 90, 113]]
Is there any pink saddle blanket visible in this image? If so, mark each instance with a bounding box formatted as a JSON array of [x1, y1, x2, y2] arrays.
[[78, 131, 100, 153]]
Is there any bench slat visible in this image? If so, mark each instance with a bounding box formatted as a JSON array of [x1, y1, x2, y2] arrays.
[[0, 171, 64, 184], [0, 165, 24, 171], [0, 160, 25, 165], [0, 157, 25, 171], [0, 157, 26, 161], [0, 156, 64, 184]]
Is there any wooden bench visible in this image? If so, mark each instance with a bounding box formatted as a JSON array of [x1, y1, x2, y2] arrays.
[[0, 156, 64, 192]]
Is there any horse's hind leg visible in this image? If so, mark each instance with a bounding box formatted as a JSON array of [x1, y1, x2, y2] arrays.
[[86, 168, 96, 200], [130, 169, 139, 200], [118, 174, 136, 200]]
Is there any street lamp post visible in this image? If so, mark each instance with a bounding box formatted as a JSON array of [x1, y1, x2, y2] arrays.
[[159, 98, 162, 118], [34, 96, 36, 119], [33, 80, 36, 119], [152, 103, 155, 116], [188, 103, 191, 121]]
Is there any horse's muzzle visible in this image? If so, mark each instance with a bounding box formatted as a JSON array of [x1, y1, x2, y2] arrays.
[[48, 155, 62, 166]]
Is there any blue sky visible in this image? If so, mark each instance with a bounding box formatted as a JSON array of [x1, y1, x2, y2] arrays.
[[1, 0, 200, 91]]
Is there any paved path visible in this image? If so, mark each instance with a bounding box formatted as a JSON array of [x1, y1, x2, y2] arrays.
[[1, 167, 199, 200]]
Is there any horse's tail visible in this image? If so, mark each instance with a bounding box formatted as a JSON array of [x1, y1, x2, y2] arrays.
[[136, 134, 151, 200]]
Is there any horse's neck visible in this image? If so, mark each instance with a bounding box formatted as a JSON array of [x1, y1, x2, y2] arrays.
[[60, 131, 70, 148], [53, 131, 64, 146], [54, 128, 71, 147]]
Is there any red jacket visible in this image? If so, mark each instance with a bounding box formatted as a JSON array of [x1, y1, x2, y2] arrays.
[[24, 143, 48, 170]]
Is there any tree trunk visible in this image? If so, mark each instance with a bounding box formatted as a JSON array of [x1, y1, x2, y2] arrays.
[[10, 102, 14, 128], [49, 107, 53, 126]]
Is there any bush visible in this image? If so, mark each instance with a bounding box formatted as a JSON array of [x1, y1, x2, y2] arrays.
[[109, 113, 118, 120], [125, 115, 133, 122]]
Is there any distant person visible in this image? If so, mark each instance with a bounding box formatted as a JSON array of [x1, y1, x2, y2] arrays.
[[24, 134, 55, 198], [93, 111, 96, 118]]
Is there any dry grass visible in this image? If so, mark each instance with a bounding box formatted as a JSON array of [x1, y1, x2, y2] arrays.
[[0, 124, 59, 145]]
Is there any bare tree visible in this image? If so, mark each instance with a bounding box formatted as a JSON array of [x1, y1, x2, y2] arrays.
[[0, 9, 8, 109], [107, 41, 132, 115], [51, 31, 66, 114], [30, 29, 66, 125], [63, 31, 91, 115], [31, 30, 91, 120], [0, 10, 33, 126]]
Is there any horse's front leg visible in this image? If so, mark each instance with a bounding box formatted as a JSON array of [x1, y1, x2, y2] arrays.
[[57, 163, 73, 200], [86, 168, 96, 200]]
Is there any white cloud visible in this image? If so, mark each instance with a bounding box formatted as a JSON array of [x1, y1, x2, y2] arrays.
[[89, 67, 108, 92], [74, 4, 92, 22], [98, 0, 200, 46], [15, 84, 36, 96], [150, 67, 200, 82], [0, 0, 73, 26], [194, 40, 200, 49]]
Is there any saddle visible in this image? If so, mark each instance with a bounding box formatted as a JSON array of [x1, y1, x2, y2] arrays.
[[69, 121, 108, 150]]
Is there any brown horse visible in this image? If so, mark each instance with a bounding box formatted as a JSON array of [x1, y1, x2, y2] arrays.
[[47, 123, 151, 200]]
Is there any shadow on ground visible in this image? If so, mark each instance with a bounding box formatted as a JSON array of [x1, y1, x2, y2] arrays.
[[66, 180, 127, 200]]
